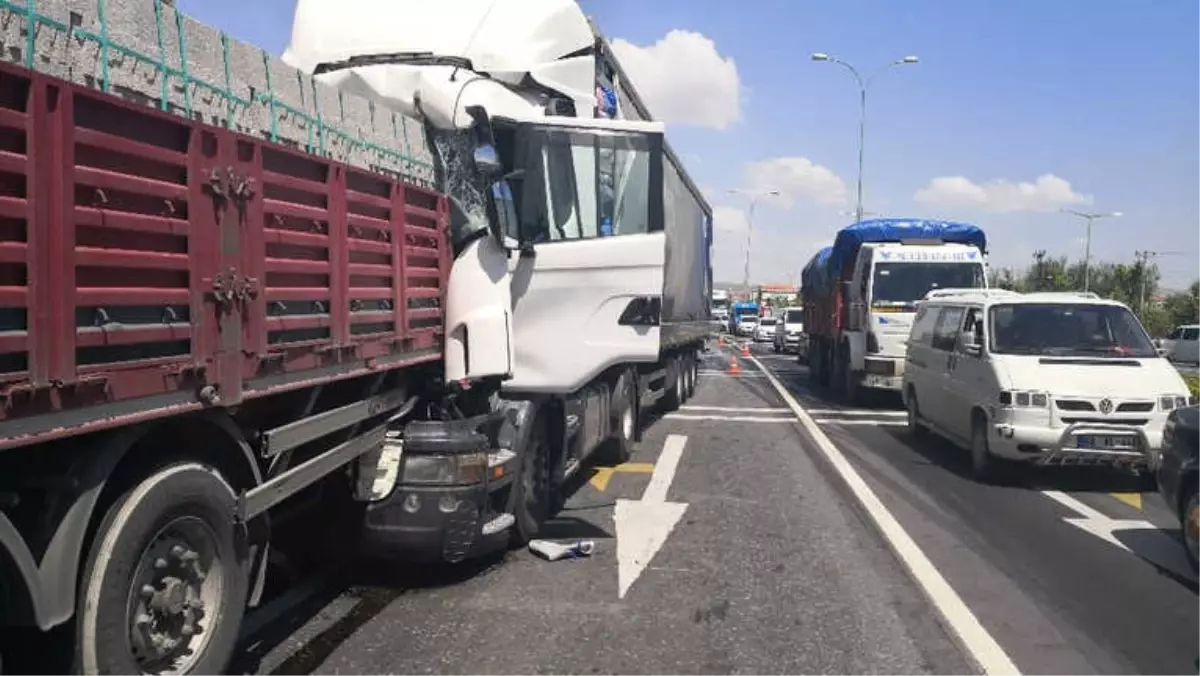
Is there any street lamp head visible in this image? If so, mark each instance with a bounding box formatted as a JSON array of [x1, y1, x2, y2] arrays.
[[901, 55, 919, 64], [811, 52, 830, 61], [1110, 211, 1123, 218], [767, 189, 781, 196]]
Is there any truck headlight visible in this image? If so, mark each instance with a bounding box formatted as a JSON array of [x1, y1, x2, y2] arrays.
[[402, 452, 488, 485]]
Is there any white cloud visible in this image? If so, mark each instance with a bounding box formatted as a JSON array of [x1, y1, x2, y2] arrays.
[[610, 30, 742, 130], [741, 157, 848, 208], [912, 174, 1092, 213]]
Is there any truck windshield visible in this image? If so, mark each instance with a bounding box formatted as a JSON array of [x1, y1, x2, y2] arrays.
[[872, 263, 985, 307], [989, 303, 1157, 358], [785, 309, 803, 324], [514, 125, 657, 242]]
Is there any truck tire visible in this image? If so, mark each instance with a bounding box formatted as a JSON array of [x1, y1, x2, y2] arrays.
[[836, 346, 861, 405], [76, 462, 249, 676], [1180, 484, 1198, 572], [511, 411, 552, 546], [683, 353, 696, 400], [659, 356, 682, 412], [603, 370, 638, 465]]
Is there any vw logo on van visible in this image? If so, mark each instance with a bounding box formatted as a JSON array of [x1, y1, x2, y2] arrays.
[[1098, 398, 1114, 415]]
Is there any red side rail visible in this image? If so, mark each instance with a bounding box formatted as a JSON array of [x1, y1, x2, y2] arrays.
[[0, 61, 449, 450]]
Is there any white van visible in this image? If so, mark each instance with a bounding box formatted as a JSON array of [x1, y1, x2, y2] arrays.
[[901, 289, 1194, 482]]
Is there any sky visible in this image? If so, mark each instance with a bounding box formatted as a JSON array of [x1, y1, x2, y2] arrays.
[[177, 0, 1199, 289]]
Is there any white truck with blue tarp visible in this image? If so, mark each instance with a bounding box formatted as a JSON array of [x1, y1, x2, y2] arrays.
[[802, 218, 989, 403]]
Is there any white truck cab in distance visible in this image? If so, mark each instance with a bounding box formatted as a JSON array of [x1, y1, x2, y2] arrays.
[[902, 289, 1194, 482]]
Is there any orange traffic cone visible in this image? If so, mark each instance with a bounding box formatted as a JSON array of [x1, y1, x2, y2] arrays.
[[728, 356, 742, 374], [740, 343, 751, 357]]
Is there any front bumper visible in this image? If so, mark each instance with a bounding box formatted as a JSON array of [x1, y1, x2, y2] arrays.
[[360, 414, 520, 563], [990, 422, 1162, 467]]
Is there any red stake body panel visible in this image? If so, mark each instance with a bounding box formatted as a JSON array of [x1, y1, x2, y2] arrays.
[[0, 61, 450, 450]]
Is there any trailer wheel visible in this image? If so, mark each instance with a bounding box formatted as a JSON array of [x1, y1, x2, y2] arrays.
[[660, 357, 682, 412], [76, 462, 248, 676], [511, 411, 552, 546], [683, 353, 696, 400]]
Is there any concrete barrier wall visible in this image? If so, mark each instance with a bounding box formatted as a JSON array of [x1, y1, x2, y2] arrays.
[[0, 0, 436, 185]]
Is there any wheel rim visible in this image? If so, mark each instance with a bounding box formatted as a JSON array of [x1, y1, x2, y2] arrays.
[[1185, 494, 1199, 562], [127, 516, 224, 675]]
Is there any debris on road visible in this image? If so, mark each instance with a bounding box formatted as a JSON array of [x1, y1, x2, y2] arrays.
[[529, 539, 596, 561]]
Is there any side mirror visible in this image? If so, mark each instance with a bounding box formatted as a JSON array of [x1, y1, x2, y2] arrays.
[[960, 331, 982, 356]]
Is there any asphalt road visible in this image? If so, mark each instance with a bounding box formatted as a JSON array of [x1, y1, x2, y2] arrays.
[[231, 345, 977, 675], [749, 341, 1199, 675]]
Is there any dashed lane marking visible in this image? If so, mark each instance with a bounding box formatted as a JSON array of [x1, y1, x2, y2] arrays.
[[806, 408, 907, 417], [662, 414, 797, 423], [812, 418, 908, 427], [680, 405, 791, 413], [747, 354, 1021, 676]]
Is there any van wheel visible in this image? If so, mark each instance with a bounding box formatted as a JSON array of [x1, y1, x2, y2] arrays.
[[511, 411, 552, 546], [76, 462, 248, 676], [970, 420, 998, 483], [906, 391, 927, 439]]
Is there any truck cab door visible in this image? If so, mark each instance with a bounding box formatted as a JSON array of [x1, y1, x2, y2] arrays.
[[504, 121, 666, 393]]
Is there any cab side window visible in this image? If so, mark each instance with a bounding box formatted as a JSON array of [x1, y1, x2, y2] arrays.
[[930, 306, 965, 352], [1183, 327, 1199, 341], [1168, 327, 1184, 340]]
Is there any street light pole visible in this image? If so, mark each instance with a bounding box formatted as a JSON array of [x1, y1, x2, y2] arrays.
[[729, 188, 780, 292], [1135, 249, 1187, 315], [1061, 209, 1122, 292], [812, 53, 918, 223]]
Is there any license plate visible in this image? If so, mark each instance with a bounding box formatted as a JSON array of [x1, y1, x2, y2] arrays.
[[1075, 434, 1137, 450]]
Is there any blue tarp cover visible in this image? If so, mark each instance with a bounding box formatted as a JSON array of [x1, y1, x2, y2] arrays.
[[826, 218, 987, 281], [800, 246, 833, 293]]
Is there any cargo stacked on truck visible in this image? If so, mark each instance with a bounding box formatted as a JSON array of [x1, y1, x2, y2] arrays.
[[801, 218, 988, 403], [284, 0, 713, 558], [0, 0, 518, 672]]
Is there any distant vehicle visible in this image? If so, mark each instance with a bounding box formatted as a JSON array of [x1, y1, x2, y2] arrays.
[[775, 308, 804, 354], [1156, 403, 1198, 570], [712, 289, 730, 324], [902, 289, 1192, 482], [730, 301, 760, 334], [754, 317, 778, 342], [1161, 325, 1200, 364], [737, 315, 760, 337], [801, 219, 989, 404]]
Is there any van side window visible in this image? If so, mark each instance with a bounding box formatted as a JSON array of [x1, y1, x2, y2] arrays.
[[1183, 327, 1199, 341], [1168, 327, 1184, 340], [930, 306, 965, 352], [911, 305, 939, 346]]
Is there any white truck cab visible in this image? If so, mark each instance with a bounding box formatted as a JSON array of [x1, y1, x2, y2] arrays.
[[846, 241, 987, 392], [902, 289, 1194, 482]]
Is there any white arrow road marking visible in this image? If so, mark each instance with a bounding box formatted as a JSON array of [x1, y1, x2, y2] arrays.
[[614, 434, 689, 599], [1042, 490, 1196, 581]]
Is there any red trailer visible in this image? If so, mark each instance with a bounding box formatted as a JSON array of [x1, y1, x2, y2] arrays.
[[0, 59, 454, 673]]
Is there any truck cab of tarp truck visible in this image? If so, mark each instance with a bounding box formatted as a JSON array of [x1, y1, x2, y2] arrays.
[[806, 219, 988, 402]]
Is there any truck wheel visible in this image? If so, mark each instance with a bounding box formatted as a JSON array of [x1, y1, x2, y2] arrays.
[[683, 353, 696, 399], [511, 412, 552, 546], [76, 462, 248, 676], [603, 371, 638, 465], [659, 357, 682, 412]]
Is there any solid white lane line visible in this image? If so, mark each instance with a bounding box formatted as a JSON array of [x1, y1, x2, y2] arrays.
[[812, 419, 908, 427], [662, 414, 796, 423], [805, 408, 907, 417], [681, 405, 791, 413], [747, 355, 1020, 676]]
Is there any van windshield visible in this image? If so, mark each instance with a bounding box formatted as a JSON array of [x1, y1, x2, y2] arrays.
[[759, 318, 777, 326], [989, 303, 1158, 358]]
